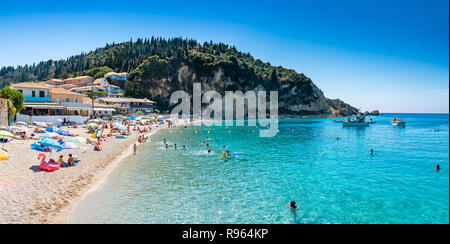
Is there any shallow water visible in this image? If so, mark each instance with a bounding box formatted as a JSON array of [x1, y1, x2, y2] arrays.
[[68, 114, 449, 224]]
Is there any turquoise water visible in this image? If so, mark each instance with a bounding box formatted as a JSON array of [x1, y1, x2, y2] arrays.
[[68, 114, 449, 224]]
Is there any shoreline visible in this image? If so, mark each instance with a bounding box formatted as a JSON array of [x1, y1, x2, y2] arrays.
[[0, 121, 178, 224], [63, 126, 164, 223]]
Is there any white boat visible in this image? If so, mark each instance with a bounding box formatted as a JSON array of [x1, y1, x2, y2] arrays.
[[342, 113, 370, 127], [391, 118, 406, 127]]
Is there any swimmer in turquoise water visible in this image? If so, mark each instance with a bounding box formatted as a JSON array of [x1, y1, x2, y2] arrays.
[[286, 201, 297, 211], [435, 164, 441, 171]]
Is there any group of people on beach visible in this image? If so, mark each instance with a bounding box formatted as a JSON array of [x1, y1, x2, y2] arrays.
[[57, 154, 76, 167]]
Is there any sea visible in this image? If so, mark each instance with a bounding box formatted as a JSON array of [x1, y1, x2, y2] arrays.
[[68, 113, 449, 224]]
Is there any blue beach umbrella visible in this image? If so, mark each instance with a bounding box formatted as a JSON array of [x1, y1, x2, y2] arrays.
[[39, 132, 58, 138], [38, 139, 63, 160], [38, 139, 63, 150], [56, 129, 72, 136], [46, 127, 59, 132]]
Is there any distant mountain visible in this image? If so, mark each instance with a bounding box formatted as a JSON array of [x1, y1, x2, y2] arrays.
[[0, 37, 357, 116]]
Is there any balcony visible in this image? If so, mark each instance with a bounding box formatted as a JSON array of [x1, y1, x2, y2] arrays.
[[24, 96, 52, 102]]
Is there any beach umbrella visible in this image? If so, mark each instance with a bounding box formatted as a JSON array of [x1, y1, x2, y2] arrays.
[[0, 130, 14, 138], [46, 127, 59, 132], [0, 149, 9, 161], [56, 129, 71, 136], [114, 124, 127, 130], [0, 130, 15, 150], [67, 137, 86, 144], [88, 119, 102, 123], [34, 122, 48, 127], [38, 139, 63, 150], [38, 139, 63, 159], [87, 123, 98, 128], [15, 121, 28, 126], [62, 142, 80, 149], [39, 132, 58, 138]]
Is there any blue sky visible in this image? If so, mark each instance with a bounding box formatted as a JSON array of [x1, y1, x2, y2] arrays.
[[0, 0, 448, 113]]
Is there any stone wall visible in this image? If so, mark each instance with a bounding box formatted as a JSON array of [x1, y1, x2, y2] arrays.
[[0, 98, 8, 126]]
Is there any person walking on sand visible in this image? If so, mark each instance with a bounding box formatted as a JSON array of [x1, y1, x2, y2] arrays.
[[133, 143, 137, 155]]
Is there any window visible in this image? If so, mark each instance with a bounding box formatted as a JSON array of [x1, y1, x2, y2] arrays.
[[56, 98, 60, 103], [39, 91, 45, 97], [66, 98, 70, 102], [74, 98, 78, 103], [32, 91, 36, 97]]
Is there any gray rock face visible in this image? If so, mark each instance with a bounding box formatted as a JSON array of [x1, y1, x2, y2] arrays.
[[142, 64, 358, 117]]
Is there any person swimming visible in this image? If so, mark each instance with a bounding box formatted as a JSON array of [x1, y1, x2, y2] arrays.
[[221, 151, 226, 158], [370, 149, 374, 155], [226, 150, 230, 157], [436, 164, 441, 171], [208, 149, 211, 154], [183, 145, 186, 149], [163, 138, 166, 144], [286, 201, 297, 210], [165, 144, 169, 150]]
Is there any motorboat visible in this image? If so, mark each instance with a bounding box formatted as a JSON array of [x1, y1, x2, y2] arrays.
[[391, 118, 406, 127], [342, 113, 370, 127]]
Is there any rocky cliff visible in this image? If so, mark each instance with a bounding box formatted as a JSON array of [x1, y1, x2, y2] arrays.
[[127, 57, 358, 117], [1, 38, 359, 116]]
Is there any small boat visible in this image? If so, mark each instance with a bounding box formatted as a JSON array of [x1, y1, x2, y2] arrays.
[[342, 113, 370, 127], [391, 118, 406, 127]]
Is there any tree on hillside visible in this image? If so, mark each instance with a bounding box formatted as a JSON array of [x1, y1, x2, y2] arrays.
[[0, 87, 24, 122]]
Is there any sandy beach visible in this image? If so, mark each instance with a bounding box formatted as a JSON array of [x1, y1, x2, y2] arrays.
[[0, 121, 177, 224]]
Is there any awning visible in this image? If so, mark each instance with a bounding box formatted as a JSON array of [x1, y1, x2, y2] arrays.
[[66, 107, 91, 110], [94, 108, 116, 112], [25, 104, 64, 109]]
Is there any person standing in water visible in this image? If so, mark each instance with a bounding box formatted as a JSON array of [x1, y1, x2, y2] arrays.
[[174, 144, 177, 150], [436, 164, 441, 171], [286, 201, 297, 210], [165, 144, 169, 150]]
